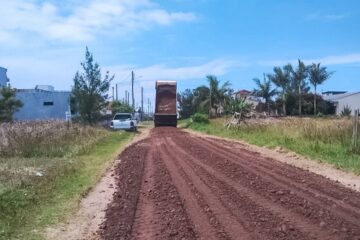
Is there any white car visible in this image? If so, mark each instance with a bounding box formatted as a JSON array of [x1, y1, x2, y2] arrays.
[[110, 113, 137, 131]]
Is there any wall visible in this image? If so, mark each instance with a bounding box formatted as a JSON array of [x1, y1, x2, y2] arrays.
[[0, 67, 9, 87], [336, 93, 360, 115], [14, 90, 71, 120]]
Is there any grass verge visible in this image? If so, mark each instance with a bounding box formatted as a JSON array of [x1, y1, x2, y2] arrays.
[[0, 131, 134, 240], [180, 117, 360, 175]]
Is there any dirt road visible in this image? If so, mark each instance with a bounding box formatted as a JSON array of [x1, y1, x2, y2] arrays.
[[100, 127, 360, 240]]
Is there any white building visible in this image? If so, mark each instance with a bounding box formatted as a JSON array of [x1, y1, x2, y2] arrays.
[[323, 91, 360, 115]]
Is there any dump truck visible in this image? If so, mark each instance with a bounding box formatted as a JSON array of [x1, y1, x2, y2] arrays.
[[154, 81, 177, 127]]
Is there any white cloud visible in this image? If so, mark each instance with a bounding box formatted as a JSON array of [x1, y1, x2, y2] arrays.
[[305, 13, 348, 21], [0, 0, 196, 43], [258, 53, 360, 67], [107, 59, 238, 83]]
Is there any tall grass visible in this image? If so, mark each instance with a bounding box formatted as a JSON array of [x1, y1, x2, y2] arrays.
[[0, 121, 107, 158], [184, 117, 360, 174], [0, 121, 133, 239]]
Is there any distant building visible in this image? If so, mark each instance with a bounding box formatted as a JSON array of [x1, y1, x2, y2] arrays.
[[323, 91, 360, 115], [0, 66, 10, 87], [14, 85, 71, 121], [234, 89, 260, 108]]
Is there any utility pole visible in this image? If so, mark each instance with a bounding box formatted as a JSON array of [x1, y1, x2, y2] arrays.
[[112, 86, 114, 101], [115, 84, 118, 101], [148, 98, 150, 117], [131, 71, 135, 111], [141, 87, 144, 121]]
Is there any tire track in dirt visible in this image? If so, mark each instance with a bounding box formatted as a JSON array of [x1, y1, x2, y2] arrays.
[[202, 137, 360, 209], [154, 137, 224, 240], [173, 130, 360, 239], [100, 127, 360, 240], [194, 135, 360, 221], [158, 137, 255, 240], [165, 137, 336, 240], [131, 145, 158, 239]]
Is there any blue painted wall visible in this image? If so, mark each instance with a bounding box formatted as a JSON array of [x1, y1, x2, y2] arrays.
[[0, 67, 9, 87], [14, 89, 71, 121]]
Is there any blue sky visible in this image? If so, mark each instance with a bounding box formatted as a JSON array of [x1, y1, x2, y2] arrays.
[[0, 0, 359, 106]]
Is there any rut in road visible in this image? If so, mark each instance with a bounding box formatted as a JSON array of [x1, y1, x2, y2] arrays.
[[100, 127, 360, 240]]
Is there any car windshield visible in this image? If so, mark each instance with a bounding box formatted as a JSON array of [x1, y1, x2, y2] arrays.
[[114, 114, 132, 120]]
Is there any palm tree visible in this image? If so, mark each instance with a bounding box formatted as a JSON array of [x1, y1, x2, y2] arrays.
[[268, 64, 292, 116], [309, 63, 333, 115], [252, 74, 277, 114], [292, 59, 308, 116], [207, 75, 231, 116]]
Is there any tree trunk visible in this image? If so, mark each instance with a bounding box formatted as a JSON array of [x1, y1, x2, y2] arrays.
[[282, 92, 286, 116], [314, 84, 317, 115]]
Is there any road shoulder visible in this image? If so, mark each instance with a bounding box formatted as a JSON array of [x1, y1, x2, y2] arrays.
[[45, 127, 151, 240]]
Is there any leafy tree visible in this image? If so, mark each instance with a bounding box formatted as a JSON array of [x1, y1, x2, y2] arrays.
[[252, 74, 277, 114], [268, 64, 292, 116], [71, 47, 114, 124], [291, 59, 309, 116], [177, 89, 194, 118], [111, 101, 133, 115], [192, 85, 210, 114], [309, 63, 333, 115], [207, 75, 231, 116], [0, 87, 23, 122]]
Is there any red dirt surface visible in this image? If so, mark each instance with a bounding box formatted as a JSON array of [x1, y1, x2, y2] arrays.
[[100, 127, 360, 240]]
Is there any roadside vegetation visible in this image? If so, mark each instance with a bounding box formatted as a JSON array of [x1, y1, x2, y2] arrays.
[[181, 117, 360, 175], [178, 59, 360, 174], [177, 59, 334, 119], [0, 121, 134, 239], [0, 48, 137, 239]]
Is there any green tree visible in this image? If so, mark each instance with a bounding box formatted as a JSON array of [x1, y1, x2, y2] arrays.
[[0, 87, 23, 122], [252, 74, 277, 114], [309, 63, 333, 115], [192, 85, 210, 113], [207, 75, 231, 116], [110, 101, 133, 115], [71, 47, 114, 124], [291, 59, 309, 116], [177, 89, 194, 118], [268, 64, 292, 116]]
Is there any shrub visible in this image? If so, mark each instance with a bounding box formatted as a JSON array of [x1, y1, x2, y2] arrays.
[[340, 105, 352, 117], [191, 113, 209, 123]]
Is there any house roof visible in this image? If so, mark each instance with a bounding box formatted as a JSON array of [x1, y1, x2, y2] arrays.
[[323, 92, 360, 101], [235, 89, 251, 95], [322, 91, 347, 95]]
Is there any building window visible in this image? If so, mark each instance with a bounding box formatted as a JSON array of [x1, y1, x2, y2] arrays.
[[43, 101, 54, 106]]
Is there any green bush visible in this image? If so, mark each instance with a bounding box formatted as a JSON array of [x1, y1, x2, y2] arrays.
[[191, 113, 209, 123]]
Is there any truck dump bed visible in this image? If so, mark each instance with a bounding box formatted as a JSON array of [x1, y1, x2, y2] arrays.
[[154, 81, 177, 127]]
